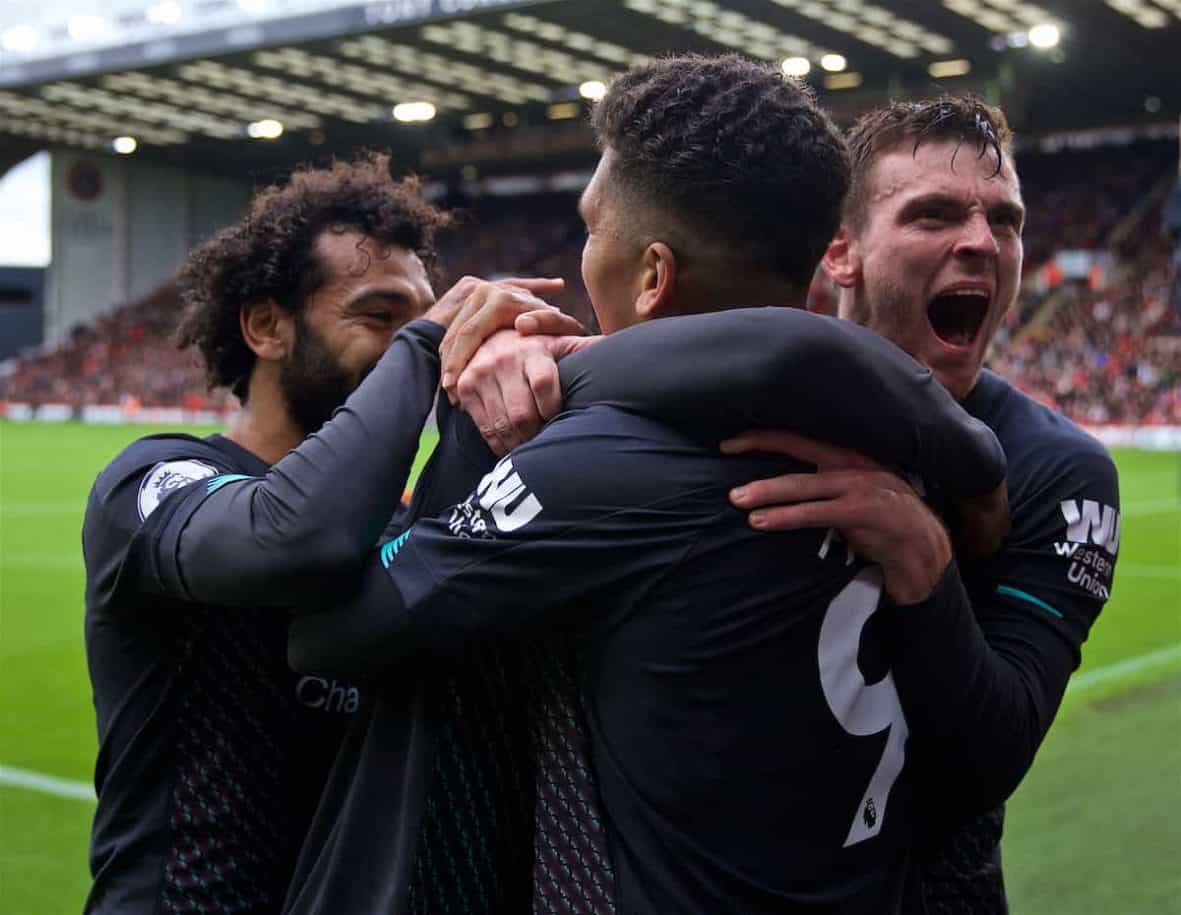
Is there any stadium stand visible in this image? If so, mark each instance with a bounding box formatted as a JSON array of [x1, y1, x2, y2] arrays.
[[1, 140, 1177, 425]]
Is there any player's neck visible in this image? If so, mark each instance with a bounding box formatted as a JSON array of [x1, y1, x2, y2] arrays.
[[223, 377, 304, 467]]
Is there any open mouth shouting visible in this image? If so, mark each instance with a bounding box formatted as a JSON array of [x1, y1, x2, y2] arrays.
[[927, 286, 991, 349]]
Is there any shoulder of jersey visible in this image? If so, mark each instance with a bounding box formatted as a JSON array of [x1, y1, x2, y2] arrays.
[[998, 379, 1114, 467], [104, 434, 231, 521]]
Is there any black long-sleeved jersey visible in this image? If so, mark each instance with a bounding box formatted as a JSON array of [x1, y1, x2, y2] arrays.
[[553, 323, 1117, 815], [285, 307, 1012, 914], [292, 406, 917, 914], [80, 320, 444, 914], [522, 314, 1120, 913], [903, 369, 1120, 914], [571, 329, 1122, 913]]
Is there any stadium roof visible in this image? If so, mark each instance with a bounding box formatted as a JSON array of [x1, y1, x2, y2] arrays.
[[0, 0, 1177, 180]]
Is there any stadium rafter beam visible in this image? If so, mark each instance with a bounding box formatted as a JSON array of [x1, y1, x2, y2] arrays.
[[101, 72, 323, 131], [0, 0, 1175, 175], [252, 46, 476, 110], [332, 36, 552, 105], [177, 60, 381, 124]]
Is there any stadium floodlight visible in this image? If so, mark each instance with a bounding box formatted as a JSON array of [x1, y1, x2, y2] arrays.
[[147, 2, 183, 26], [246, 118, 283, 139], [1027, 23, 1060, 48], [824, 72, 863, 90], [546, 102, 581, 120], [820, 53, 847, 72], [392, 102, 436, 122], [463, 112, 494, 130], [579, 80, 607, 101], [67, 15, 108, 42], [928, 58, 972, 78], [112, 136, 137, 155], [1, 25, 40, 54], [781, 56, 811, 77]]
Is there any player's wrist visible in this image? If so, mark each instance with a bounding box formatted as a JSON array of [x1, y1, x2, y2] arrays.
[[881, 527, 953, 605]]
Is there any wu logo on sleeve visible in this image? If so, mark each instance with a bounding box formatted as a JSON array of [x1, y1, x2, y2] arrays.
[[1055, 499, 1119, 601], [475, 456, 543, 533], [1056, 499, 1120, 556]]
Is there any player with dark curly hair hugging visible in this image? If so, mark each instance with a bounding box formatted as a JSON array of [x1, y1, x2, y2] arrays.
[[80, 153, 585, 915]]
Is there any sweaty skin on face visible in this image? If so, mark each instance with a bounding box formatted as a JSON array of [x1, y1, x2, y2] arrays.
[[836, 140, 1025, 400]]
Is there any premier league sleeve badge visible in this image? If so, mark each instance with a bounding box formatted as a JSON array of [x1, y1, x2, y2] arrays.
[[137, 459, 218, 520]]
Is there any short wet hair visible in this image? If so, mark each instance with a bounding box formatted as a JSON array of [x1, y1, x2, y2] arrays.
[[844, 95, 1013, 228]]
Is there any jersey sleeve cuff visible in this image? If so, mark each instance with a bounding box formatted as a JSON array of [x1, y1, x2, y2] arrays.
[[401, 317, 446, 347], [891, 560, 974, 641]]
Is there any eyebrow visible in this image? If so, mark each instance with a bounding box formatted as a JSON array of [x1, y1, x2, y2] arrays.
[[344, 287, 416, 310], [899, 192, 965, 215], [989, 200, 1026, 226], [900, 192, 1025, 225]]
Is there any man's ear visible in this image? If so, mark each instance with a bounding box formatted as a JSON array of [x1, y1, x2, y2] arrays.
[[822, 226, 860, 290], [635, 242, 678, 321], [240, 300, 294, 362]]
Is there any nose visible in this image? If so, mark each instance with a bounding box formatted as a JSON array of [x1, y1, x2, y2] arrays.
[[954, 213, 999, 260]]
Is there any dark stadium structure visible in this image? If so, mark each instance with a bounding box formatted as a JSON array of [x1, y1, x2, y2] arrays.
[[0, 0, 1178, 428], [0, 0, 1178, 181]]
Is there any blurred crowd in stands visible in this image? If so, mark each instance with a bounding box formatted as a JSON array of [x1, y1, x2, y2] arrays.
[[2, 139, 1178, 427]]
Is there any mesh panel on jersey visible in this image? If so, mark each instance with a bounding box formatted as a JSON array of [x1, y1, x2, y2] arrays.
[[407, 632, 616, 915], [920, 806, 1008, 915], [526, 636, 616, 915], [162, 609, 314, 915], [407, 651, 536, 915]]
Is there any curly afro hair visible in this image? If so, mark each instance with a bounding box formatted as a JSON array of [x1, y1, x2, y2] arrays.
[[591, 53, 850, 294], [176, 152, 448, 401], [844, 95, 1013, 229]]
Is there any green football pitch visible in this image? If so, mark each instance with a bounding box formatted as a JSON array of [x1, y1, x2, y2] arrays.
[[1, 421, 1178, 914]]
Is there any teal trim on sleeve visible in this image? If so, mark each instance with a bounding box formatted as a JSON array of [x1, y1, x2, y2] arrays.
[[995, 584, 1064, 619], [206, 473, 254, 495], [380, 529, 412, 568]]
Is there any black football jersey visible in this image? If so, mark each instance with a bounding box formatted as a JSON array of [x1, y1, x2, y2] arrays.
[[284, 307, 1012, 915], [83, 434, 361, 914], [914, 369, 1120, 915], [291, 405, 916, 914], [82, 319, 446, 914]]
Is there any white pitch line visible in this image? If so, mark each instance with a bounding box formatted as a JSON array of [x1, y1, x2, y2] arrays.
[[1067, 643, 1181, 695], [0, 765, 95, 802]]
